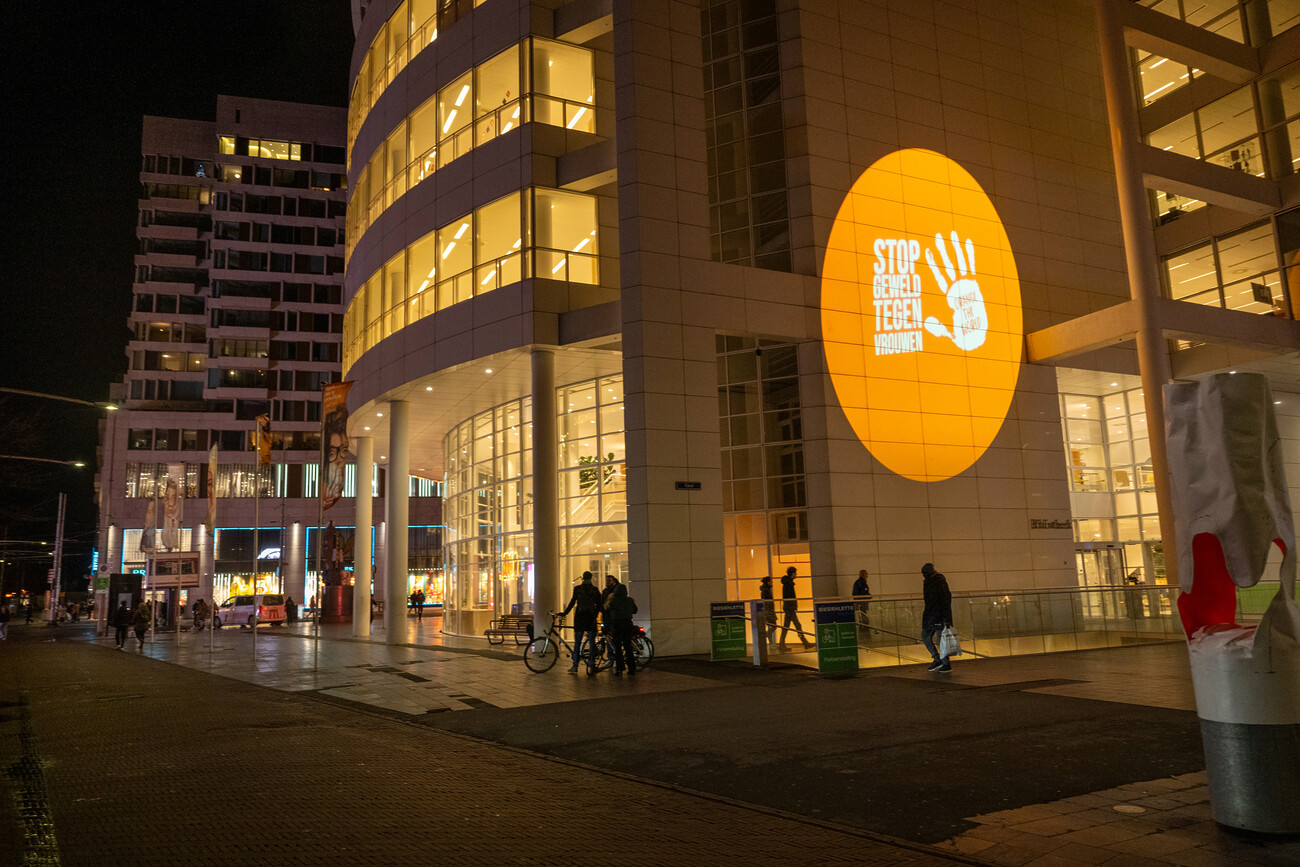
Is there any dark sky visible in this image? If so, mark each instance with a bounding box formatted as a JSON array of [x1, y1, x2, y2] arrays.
[[2, 2, 355, 592]]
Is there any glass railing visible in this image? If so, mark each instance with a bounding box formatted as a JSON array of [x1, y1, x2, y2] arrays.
[[734, 583, 1281, 669]]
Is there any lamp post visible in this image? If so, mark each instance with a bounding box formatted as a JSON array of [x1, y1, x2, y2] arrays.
[[0, 455, 85, 624], [0, 387, 118, 412]]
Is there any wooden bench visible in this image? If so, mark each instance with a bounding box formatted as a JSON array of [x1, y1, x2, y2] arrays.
[[484, 614, 534, 645]]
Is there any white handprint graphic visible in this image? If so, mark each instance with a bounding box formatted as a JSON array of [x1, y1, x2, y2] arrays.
[[923, 231, 987, 351]]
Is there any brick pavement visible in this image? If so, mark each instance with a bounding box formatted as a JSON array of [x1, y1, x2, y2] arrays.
[[0, 626, 975, 866]]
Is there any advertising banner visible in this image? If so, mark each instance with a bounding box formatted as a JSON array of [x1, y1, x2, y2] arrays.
[[253, 414, 272, 468], [321, 382, 354, 511], [710, 601, 748, 660], [206, 443, 218, 529], [814, 601, 859, 675], [161, 463, 184, 550]]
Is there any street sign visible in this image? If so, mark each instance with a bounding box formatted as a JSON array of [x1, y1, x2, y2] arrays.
[[814, 601, 859, 675], [709, 601, 747, 660], [675, 481, 701, 491]]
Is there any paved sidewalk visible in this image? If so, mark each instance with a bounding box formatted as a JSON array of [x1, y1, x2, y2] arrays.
[[0, 625, 971, 866], [7, 619, 1299, 866]]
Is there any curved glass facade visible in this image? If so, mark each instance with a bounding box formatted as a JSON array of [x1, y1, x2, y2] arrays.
[[442, 374, 626, 636], [342, 187, 599, 374], [347, 0, 488, 170], [346, 38, 596, 262]]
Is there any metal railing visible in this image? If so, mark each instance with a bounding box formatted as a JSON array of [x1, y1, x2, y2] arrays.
[[737, 583, 1280, 670]]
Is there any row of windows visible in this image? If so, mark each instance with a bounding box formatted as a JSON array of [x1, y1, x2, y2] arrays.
[[1161, 209, 1300, 319], [343, 188, 599, 374], [129, 429, 322, 452], [123, 461, 439, 503], [128, 379, 204, 403], [139, 238, 206, 259], [209, 308, 342, 333], [138, 265, 209, 288], [134, 292, 204, 314], [133, 350, 204, 373], [346, 38, 596, 261], [133, 322, 206, 344], [141, 210, 209, 231], [215, 135, 346, 165], [215, 221, 338, 247], [212, 163, 345, 191], [211, 280, 342, 304], [347, 0, 487, 168], [213, 249, 344, 275], [214, 192, 345, 219], [140, 182, 211, 203]]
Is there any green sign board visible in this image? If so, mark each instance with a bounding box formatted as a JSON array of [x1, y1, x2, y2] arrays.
[[93, 574, 110, 592], [814, 602, 859, 675], [710, 601, 748, 660]]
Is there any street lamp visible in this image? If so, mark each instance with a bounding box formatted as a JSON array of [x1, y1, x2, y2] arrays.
[[0, 387, 117, 411], [0, 455, 86, 468]]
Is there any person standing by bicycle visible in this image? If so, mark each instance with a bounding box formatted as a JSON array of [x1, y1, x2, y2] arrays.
[[561, 571, 602, 674], [606, 582, 639, 677]]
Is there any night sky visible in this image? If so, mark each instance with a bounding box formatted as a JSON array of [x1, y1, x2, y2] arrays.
[[3, 2, 355, 595]]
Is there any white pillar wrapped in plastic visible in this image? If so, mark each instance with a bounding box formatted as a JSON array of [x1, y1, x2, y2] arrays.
[[1164, 373, 1300, 834]]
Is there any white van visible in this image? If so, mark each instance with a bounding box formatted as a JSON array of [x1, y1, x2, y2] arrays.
[[214, 594, 286, 628]]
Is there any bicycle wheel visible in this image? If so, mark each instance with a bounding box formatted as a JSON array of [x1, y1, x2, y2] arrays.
[[586, 636, 611, 675], [524, 636, 559, 673], [633, 635, 655, 668]]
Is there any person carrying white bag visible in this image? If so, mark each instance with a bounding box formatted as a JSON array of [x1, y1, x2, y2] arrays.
[[920, 562, 959, 672]]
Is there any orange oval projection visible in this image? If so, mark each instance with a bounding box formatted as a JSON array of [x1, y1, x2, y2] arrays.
[[821, 149, 1022, 482]]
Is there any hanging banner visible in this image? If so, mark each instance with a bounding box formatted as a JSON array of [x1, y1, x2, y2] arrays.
[[253, 414, 272, 468], [141, 497, 157, 553], [321, 381, 354, 511], [207, 443, 218, 529], [161, 462, 185, 550]]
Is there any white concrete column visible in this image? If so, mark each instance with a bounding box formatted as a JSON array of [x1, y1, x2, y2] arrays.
[[384, 401, 410, 645], [284, 521, 306, 606], [1095, 0, 1178, 585], [531, 348, 560, 634], [374, 521, 387, 604], [353, 436, 374, 637], [197, 523, 214, 606]]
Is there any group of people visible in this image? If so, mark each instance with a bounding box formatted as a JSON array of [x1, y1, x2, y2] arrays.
[[757, 562, 957, 671], [560, 571, 640, 677], [408, 589, 428, 620], [112, 599, 155, 652]]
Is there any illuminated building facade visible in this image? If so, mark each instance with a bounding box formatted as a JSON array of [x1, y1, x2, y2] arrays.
[[344, 0, 1300, 654], [97, 95, 441, 611]]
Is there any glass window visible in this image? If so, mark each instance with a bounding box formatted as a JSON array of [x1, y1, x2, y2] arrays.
[[476, 45, 521, 142], [475, 193, 522, 290], [1165, 242, 1219, 303], [533, 38, 594, 105], [1199, 86, 1257, 156], [218, 135, 236, 155], [409, 98, 439, 183], [385, 122, 408, 202], [533, 188, 598, 283], [439, 72, 472, 139]]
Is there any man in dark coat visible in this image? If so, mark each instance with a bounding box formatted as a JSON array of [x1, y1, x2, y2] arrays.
[[920, 562, 953, 672], [561, 571, 603, 674], [113, 601, 132, 649], [852, 569, 873, 638]]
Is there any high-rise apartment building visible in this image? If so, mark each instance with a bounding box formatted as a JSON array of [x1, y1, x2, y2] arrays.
[[97, 95, 441, 614], [341, 0, 1300, 655]]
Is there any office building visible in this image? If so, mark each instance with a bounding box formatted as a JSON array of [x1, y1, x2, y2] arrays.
[[341, 0, 1300, 654]]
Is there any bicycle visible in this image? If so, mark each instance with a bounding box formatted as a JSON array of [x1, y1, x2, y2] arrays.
[[587, 624, 655, 674], [524, 613, 596, 673]]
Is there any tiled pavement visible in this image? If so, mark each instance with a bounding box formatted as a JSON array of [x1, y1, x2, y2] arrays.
[[8, 618, 1299, 866]]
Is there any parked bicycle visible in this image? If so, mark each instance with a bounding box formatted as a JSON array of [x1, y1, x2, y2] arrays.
[[586, 623, 655, 674], [524, 613, 589, 673]]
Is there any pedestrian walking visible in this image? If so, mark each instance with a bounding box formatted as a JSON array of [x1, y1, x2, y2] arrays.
[[920, 562, 954, 672], [852, 569, 873, 636], [758, 576, 776, 643], [561, 571, 602, 674], [25, 602, 34, 624], [779, 567, 813, 650], [309, 595, 316, 618], [606, 582, 639, 677], [132, 600, 152, 652], [0, 603, 9, 640], [416, 589, 426, 621], [114, 601, 131, 649], [284, 596, 296, 624]]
